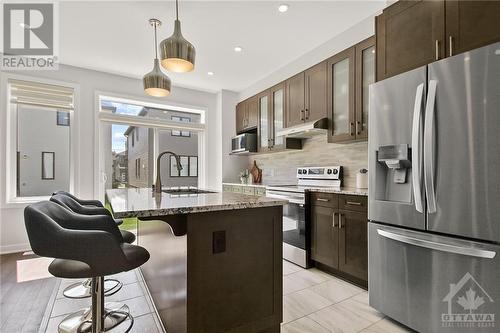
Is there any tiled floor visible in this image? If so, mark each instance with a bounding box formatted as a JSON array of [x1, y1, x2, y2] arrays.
[[43, 270, 163, 333], [40, 260, 413, 333], [281, 260, 414, 333]]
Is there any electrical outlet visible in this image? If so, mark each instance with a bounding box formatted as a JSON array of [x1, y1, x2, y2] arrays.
[[212, 230, 226, 254]]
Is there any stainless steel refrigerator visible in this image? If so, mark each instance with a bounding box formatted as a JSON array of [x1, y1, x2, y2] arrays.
[[368, 41, 500, 333]]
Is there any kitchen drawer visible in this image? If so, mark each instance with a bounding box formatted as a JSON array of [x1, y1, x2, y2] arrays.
[[310, 192, 338, 208], [242, 186, 256, 195], [255, 188, 266, 196], [223, 185, 233, 192], [339, 195, 367, 212], [232, 186, 242, 193]]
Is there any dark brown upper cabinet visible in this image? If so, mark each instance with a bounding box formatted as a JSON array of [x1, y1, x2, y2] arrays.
[[328, 37, 375, 143], [304, 61, 328, 122], [445, 1, 500, 57], [235, 96, 258, 134], [376, 0, 445, 81], [285, 62, 327, 128], [285, 72, 305, 127], [376, 0, 500, 81], [258, 83, 302, 152]]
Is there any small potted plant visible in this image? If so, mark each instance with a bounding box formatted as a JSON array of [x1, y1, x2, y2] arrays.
[[240, 169, 250, 185]]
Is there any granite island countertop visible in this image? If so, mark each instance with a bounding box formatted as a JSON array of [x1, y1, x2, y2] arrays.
[[106, 187, 287, 219]]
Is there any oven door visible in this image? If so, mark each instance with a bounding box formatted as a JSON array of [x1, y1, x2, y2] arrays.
[[266, 190, 307, 267]]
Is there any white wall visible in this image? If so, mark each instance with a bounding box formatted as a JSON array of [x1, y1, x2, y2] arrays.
[[238, 16, 376, 101], [218, 90, 248, 183], [0, 64, 218, 253]]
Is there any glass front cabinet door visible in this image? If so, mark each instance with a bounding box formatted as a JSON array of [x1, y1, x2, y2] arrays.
[[258, 90, 270, 152], [328, 36, 375, 143]]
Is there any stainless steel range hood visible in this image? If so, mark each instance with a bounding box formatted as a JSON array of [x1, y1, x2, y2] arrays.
[[276, 117, 328, 139]]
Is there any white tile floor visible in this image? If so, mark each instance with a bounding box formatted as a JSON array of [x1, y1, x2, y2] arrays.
[[43, 261, 413, 333], [281, 260, 415, 333]]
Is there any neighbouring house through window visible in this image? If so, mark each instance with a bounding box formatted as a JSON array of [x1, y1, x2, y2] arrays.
[[170, 155, 198, 177], [171, 116, 191, 137], [7, 79, 74, 198]]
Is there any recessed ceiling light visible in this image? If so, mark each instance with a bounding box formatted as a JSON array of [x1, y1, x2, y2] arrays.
[[278, 4, 289, 13], [207, 71, 214, 76], [234, 46, 243, 53]]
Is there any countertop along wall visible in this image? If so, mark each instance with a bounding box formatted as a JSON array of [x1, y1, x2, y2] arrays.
[[247, 136, 368, 188]]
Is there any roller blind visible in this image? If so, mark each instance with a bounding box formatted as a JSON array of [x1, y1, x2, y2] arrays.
[[9, 79, 74, 110]]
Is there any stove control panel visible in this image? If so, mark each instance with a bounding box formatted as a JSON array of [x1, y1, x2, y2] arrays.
[[297, 166, 342, 180]]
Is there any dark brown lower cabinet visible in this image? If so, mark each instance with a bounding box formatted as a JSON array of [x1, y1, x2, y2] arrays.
[[311, 205, 339, 268], [338, 209, 368, 282], [310, 193, 368, 285]]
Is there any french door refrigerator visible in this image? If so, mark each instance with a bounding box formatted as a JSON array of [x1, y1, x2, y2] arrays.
[[368, 41, 500, 333]]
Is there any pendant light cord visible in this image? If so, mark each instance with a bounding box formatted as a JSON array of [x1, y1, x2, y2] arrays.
[[176, 0, 179, 20], [154, 23, 158, 59]]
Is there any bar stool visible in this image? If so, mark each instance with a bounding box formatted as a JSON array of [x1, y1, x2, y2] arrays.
[[24, 201, 150, 333], [50, 193, 135, 299], [52, 191, 124, 228]]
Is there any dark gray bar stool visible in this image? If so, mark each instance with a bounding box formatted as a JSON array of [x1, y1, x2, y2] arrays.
[[24, 201, 150, 333], [52, 191, 124, 227], [50, 193, 135, 299]]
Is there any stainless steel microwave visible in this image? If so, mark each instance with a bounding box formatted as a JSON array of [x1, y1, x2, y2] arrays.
[[231, 133, 257, 154]]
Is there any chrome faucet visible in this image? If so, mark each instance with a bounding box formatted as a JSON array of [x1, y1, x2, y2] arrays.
[[155, 151, 182, 193]]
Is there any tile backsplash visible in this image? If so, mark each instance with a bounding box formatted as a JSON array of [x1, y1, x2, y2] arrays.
[[247, 135, 368, 188]]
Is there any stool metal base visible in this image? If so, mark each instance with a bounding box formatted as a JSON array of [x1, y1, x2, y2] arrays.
[[63, 279, 122, 299], [58, 302, 131, 333]]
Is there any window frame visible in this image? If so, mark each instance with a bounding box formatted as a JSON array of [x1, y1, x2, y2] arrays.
[[2, 73, 79, 207], [95, 92, 206, 202], [169, 155, 198, 177]]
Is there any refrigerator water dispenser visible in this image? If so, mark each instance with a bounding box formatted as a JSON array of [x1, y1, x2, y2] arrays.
[[377, 144, 410, 184]]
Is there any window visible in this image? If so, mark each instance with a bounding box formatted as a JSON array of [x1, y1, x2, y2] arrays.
[[8, 79, 74, 198], [135, 158, 141, 179], [56, 111, 70, 126], [41, 152, 55, 180], [170, 155, 198, 177], [171, 116, 191, 137], [136, 127, 139, 141], [131, 130, 135, 147]]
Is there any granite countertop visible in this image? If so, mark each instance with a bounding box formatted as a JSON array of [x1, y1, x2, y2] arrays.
[[304, 187, 368, 196], [222, 182, 267, 188], [106, 188, 287, 219]]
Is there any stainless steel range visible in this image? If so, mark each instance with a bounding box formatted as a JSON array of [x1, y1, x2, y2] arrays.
[[266, 166, 342, 268]]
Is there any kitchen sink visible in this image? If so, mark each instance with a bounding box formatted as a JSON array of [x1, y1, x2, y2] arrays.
[[161, 188, 214, 195]]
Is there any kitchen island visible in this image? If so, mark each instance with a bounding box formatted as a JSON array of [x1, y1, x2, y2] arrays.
[[106, 188, 286, 333]]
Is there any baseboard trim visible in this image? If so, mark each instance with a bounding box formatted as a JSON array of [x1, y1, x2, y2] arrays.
[[0, 243, 31, 255]]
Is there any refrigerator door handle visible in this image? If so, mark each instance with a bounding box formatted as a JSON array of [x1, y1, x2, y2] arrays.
[[377, 229, 496, 259], [411, 83, 425, 213], [424, 80, 438, 214]]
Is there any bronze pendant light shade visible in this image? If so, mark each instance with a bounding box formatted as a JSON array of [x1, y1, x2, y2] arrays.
[[144, 19, 171, 97], [160, 0, 196, 72]]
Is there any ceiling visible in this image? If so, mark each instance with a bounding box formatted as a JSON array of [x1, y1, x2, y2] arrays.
[[59, 1, 386, 93]]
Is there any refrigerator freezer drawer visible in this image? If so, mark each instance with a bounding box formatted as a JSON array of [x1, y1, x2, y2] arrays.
[[369, 223, 500, 333]]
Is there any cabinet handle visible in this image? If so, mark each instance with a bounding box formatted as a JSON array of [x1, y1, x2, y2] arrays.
[[350, 122, 354, 136], [449, 35, 453, 57], [356, 121, 361, 135], [435, 40, 440, 60], [346, 201, 362, 206], [338, 213, 344, 228], [316, 198, 329, 202], [332, 212, 337, 228], [305, 108, 309, 120], [300, 110, 305, 121]]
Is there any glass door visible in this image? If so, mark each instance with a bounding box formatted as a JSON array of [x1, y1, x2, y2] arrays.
[[270, 82, 285, 149], [328, 47, 355, 143], [258, 91, 269, 152]]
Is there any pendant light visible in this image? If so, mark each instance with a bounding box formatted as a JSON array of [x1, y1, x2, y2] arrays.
[[143, 18, 171, 97], [160, 0, 196, 72]]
